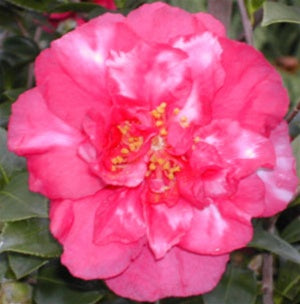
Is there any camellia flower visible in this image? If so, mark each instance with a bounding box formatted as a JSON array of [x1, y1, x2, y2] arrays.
[[8, 2, 298, 302]]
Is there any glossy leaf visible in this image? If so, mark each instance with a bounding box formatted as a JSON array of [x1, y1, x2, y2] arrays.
[[0, 218, 62, 257], [0, 281, 32, 304], [249, 226, 300, 264], [0, 172, 48, 222], [34, 264, 104, 304], [0, 128, 25, 183], [281, 217, 300, 244], [8, 252, 48, 279], [262, 2, 300, 26], [0, 253, 10, 282], [203, 265, 257, 304], [276, 259, 300, 301], [292, 135, 300, 177], [3, 0, 61, 12], [0, 101, 11, 127]]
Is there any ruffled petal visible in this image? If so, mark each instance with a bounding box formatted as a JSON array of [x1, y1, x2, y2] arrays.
[[94, 188, 145, 244], [198, 119, 276, 178], [127, 2, 198, 43], [144, 199, 193, 259], [50, 196, 144, 280], [212, 38, 289, 135], [8, 88, 81, 154], [193, 12, 226, 37], [106, 246, 229, 302], [35, 49, 111, 129], [51, 14, 137, 99], [180, 204, 253, 255], [107, 42, 190, 107], [257, 122, 298, 216]]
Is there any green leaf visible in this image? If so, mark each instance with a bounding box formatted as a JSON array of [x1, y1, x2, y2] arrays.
[[0, 128, 25, 183], [203, 265, 257, 304], [0, 253, 10, 282], [3, 87, 26, 102], [0, 218, 62, 258], [8, 252, 48, 279], [281, 217, 300, 244], [0, 281, 32, 304], [249, 226, 300, 264], [262, 2, 300, 26], [51, 2, 103, 13], [276, 259, 300, 301], [169, 0, 206, 13], [34, 264, 104, 304], [2, 36, 39, 66], [0, 101, 11, 127], [246, 0, 265, 23], [3, 0, 62, 12], [0, 172, 48, 222], [292, 135, 300, 177]]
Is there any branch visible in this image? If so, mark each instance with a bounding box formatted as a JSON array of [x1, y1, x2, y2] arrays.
[[262, 217, 277, 304], [237, 0, 253, 45]]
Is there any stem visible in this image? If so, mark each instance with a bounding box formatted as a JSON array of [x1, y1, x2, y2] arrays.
[[262, 217, 277, 304], [237, 0, 253, 45], [286, 100, 300, 123]]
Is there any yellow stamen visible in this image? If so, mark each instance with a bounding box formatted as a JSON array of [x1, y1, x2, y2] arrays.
[[151, 110, 161, 119], [180, 116, 188, 123], [149, 163, 157, 171], [173, 108, 180, 115], [121, 148, 129, 154], [163, 161, 171, 171], [194, 136, 200, 143], [155, 120, 164, 127], [111, 155, 124, 165], [157, 158, 165, 165], [160, 128, 168, 136]]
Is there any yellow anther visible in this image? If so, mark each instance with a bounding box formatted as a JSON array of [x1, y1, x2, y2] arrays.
[[160, 102, 167, 108], [163, 161, 171, 171], [180, 116, 188, 123], [155, 120, 164, 127], [170, 165, 181, 173], [157, 158, 165, 165], [111, 165, 117, 172], [151, 110, 161, 119], [160, 128, 168, 136], [173, 108, 180, 115], [167, 173, 175, 180], [194, 136, 200, 143], [117, 124, 129, 135], [121, 148, 129, 154], [149, 163, 157, 171], [111, 155, 124, 165]]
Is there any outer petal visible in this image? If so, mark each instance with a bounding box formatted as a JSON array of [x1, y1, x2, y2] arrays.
[[126, 3, 225, 44], [212, 38, 289, 135], [8, 88, 102, 199], [180, 204, 253, 255], [257, 122, 298, 216], [198, 119, 276, 178], [144, 199, 193, 259], [8, 88, 81, 154], [50, 195, 144, 280], [51, 14, 137, 99], [106, 246, 229, 302], [35, 49, 111, 129], [94, 188, 145, 245]]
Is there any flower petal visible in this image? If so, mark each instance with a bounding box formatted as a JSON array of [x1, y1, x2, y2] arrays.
[[106, 246, 229, 302], [51, 14, 137, 99], [144, 199, 193, 259], [180, 204, 253, 255], [35, 49, 111, 129], [94, 188, 145, 245], [257, 122, 298, 216], [212, 38, 289, 135], [50, 196, 144, 280]]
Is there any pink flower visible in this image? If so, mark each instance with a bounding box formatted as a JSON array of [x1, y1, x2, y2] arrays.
[[8, 2, 298, 302]]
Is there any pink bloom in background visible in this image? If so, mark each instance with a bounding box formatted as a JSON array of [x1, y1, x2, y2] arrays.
[[8, 2, 298, 302], [48, 0, 116, 30]]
